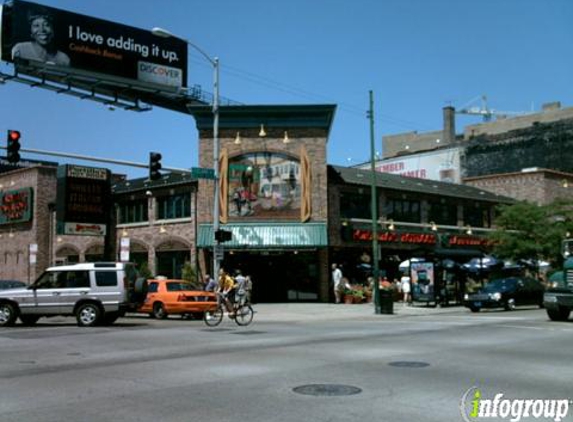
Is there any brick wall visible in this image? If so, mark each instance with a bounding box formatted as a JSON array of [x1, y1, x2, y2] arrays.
[[464, 171, 573, 205], [0, 166, 56, 283], [197, 127, 329, 225], [464, 119, 573, 178]]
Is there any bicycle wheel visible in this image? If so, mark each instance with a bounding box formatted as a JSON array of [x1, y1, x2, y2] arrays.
[[204, 306, 224, 327], [234, 304, 254, 326]]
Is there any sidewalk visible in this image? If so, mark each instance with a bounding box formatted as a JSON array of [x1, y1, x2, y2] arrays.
[[252, 301, 466, 323]]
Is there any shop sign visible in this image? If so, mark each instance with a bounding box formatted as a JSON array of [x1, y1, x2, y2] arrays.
[[447, 235, 490, 248], [29, 243, 37, 264], [56, 164, 111, 236], [62, 222, 106, 236], [352, 229, 437, 245], [120, 237, 130, 262], [0, 187, 33, 225]]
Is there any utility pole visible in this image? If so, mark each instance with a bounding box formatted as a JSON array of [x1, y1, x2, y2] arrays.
[[368, 90, 381, 314]]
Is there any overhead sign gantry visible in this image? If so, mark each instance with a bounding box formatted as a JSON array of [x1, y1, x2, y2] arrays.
[[0, 0, 213, 112]]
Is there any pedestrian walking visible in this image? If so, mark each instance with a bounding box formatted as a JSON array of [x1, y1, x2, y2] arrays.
[[332, 263, 343, 304], [400, 274, 411, 305], [204, 273, 217, 292], [245, 275, 253, 304], [234, 270, 247, 306]]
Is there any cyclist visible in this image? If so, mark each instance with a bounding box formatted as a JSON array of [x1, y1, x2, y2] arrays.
[[216, 268, 236, 316]]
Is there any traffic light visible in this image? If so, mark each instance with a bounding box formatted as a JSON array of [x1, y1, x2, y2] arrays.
[[149, 152, 162, 180], [7, 130, 21, 164], [215, 229, 233, 243]]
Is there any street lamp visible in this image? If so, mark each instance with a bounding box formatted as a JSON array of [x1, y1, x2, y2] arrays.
[[151, 27, 221, 279]]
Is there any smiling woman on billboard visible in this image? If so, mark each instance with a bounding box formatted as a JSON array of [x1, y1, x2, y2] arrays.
[[1, 0, 188, 90], [11, 8, 70, 66]]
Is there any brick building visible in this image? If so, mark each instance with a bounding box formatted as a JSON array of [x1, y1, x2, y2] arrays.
[[0, 104, 516, 304], [374, 102, 573, 205], [191, 105, 334, 302]]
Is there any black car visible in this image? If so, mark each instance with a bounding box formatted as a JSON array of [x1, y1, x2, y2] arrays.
[[464, 276, 544, 312], [0, 280, 26, 290]]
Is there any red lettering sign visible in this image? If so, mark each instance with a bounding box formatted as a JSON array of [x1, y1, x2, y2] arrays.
[[448, 235, 490, 247], [0, 190, 29, 220], [352, 229, 436, 245]]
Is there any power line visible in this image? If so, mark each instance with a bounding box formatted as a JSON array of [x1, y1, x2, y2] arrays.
[[186, 58, 435, 132]]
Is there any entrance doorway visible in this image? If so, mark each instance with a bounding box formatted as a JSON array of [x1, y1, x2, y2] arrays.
[[223, 251, 319, 303]]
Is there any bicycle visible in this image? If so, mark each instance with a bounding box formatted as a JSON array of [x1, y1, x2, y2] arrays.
[[203, 292, 254, 327]]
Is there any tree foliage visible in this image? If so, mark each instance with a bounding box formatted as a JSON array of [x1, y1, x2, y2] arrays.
[[181, 261, 202, 289], [489, 199, 573, 267]]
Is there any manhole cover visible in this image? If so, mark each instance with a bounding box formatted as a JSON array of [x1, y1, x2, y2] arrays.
[[388, 361, 430, 368], [293, 384, 362, 397], [231, 330, 265, 335]]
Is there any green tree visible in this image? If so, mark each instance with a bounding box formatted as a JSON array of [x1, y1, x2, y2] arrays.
[[181, 261, 202, 290], [138, 261, 153, 279], [489, 199, 573, 267]]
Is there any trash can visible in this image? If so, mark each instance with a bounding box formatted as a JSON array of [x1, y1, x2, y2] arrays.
[[379, 290, 394, 314]]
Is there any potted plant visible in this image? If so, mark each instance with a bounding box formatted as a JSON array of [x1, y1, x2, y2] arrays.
[[352, 288, 365, 303], [343, 287, 355, 304]]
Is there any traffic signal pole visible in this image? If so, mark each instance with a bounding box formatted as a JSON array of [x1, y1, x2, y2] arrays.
[[0, 145, 191, 174]]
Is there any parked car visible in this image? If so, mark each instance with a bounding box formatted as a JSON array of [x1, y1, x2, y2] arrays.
[[463, 276, 545, 312], [0, 262, 147, 327], [138, 279, 217, 319], [0, 280, 26, 290]]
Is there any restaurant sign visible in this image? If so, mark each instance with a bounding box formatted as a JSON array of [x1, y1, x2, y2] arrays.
[[0, 187, 33, 225], [352, 229, 437, 245], [56, 164, 111, 236]]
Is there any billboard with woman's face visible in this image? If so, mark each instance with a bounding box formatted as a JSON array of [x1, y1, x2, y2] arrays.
[[1, 0, 187, 89], [228, 152, 301, 220]]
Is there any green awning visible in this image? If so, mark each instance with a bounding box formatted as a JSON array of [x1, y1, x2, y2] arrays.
[[198, 222, 328, 248]]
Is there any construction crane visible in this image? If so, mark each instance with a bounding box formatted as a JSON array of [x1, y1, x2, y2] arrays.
[[456, 95, 530, 122]]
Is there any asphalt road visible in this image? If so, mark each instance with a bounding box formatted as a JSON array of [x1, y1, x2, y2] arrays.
[[0, 305, 572, 422]]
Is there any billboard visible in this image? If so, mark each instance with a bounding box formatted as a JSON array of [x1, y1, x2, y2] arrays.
[[56, 164, 111, 236], [1, 0, 187, 89], [361, 147, 462, 183], [410, 262, 435, 302]]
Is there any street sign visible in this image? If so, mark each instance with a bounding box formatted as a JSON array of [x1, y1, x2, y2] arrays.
[[214, 245, 224, 261], [191, 167, 215, 180]]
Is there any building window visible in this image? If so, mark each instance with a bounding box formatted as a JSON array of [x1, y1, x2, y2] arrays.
[[463, 203, 491, 228], [157, 193, 190, 220], [384, 198, 421, 223], [340, 192, 372, 220], [428, 201, 458, 226], [118, 199, 148, 224]]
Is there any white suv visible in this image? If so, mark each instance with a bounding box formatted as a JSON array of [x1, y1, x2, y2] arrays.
[[0, 262, 147, 327]]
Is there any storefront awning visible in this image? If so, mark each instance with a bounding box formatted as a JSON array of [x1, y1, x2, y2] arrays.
[[197, 223, 327, 248]]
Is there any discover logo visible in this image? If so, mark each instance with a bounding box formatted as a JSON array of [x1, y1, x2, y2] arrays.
[[460, 387, 570, 422]]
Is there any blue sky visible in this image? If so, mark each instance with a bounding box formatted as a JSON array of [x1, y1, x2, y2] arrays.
[[1, 0, 572, 177]]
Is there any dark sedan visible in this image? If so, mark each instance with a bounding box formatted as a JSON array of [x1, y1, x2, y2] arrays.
[[464, 276, 544, 312], [0, 280, 26, 290]]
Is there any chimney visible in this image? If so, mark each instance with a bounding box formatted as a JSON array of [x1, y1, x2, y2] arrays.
[[443, 106, 456, 144]]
